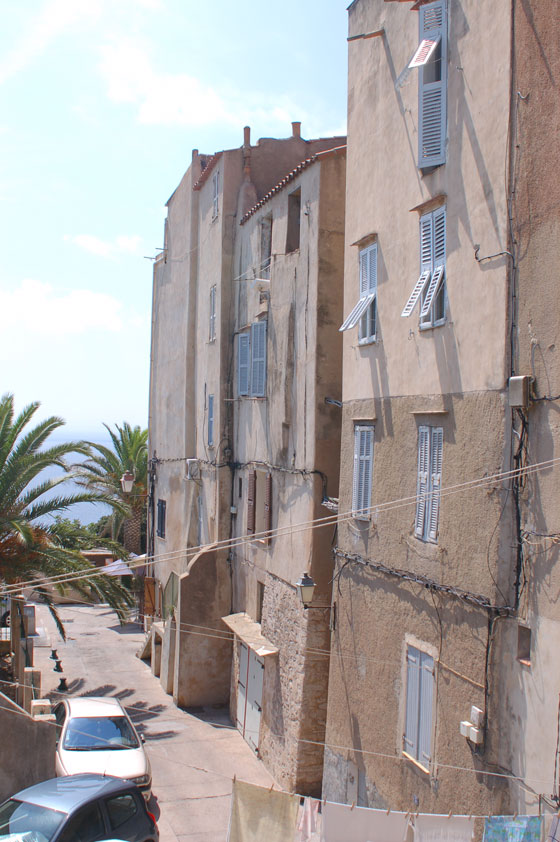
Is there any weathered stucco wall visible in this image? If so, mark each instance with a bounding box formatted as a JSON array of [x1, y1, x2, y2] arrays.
[[0, 693, 56, 801]]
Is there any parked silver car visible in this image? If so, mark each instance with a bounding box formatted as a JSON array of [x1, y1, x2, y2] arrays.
[[0, 774, 158, 842], [53, 698, 151, 801]]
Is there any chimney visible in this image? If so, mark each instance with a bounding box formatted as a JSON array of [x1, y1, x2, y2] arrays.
[[292, 121, 301, 138], [244, 126, 251, 148]]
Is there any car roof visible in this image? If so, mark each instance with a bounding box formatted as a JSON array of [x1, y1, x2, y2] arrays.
[[65, 696, 126, 718], [11, 774, 135, 813]]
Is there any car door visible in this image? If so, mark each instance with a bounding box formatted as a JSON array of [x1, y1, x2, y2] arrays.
[[102, 791, 151, 842], [55, 801, 107, 842]]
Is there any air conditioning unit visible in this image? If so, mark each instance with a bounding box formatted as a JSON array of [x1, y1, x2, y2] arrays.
[[186, 459, 199, 480]]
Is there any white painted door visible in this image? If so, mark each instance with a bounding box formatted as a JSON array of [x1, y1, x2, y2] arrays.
[[236, 642, 248, 734], [245, 649, 264, 754]]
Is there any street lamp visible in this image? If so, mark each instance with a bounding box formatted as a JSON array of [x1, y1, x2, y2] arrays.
[[295, 572, 316, 609], [120, 471, 135, 494]]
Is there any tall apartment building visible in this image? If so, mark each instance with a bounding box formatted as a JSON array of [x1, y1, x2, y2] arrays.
[[323, 0, 559, 818], [148, 124, 346, 791]]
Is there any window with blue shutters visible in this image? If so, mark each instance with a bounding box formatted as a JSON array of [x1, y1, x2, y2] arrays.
[[352, 425, 374, 519], [408, 0, 447, 169], [401, 206, 446, 327], [156, 499, 166, 539], [209, 285, 216, 341], [415, 426, 443, 542], [207, 394, 214, 447], [340, 242, 378, 343], [237, 322, 267, 398], [404, 645, 434, 769]]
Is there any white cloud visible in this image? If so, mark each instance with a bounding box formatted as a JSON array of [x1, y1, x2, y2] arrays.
[[98, 39, 306, 129], [65, 233, 143, 259], [0, 279, 123, 338]]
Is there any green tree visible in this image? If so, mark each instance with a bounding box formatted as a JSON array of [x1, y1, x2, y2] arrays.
[[0, 394, 134, 635], [77, 423, 148, 555]]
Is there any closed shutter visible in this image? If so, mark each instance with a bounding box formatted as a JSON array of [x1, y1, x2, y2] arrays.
[[144, 577, 156, 616], [428, 427, 443, 541], [352, 426, 374, 518], [209, 286, 216, 340], [247, 470, 256, 534], [359, 243, 378, 342], [418, 652, 434, 766], [238, 334, 250, 396], [264, 473, 272, 543], [415, 427, 430, 537], [359, 247, 370, 296], [433, 206, 446, 266], [404, 646, 420, 758], [418, 1, 447, 167], [208, 394, 214, 446], [250, 321, 267, 397]]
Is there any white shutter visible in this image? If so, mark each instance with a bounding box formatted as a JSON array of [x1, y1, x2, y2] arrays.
[[415, 427, 430, 537], [340, 293, 375, 331], [401, 270, 430, 318], [342, 243, 377, 333], [428, 427, 443, 541], [404, 646, 420, 758], [409, 35, 441, 69], [420, 265, 444, 317], [418, 652, 434, 766], [402, 216, 433, 318], [359, 248, 370, 296], [433, 207, 446, 266], [237, 334, 250, 396], [250, 321, 267, 397], [352, 426, 374, 517], [418, 1, 447, 168]]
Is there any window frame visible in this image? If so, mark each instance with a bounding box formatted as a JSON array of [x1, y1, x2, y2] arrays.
[[403, 644, 435, 770], [340, 242, 378, 343], [208, 393, 214, 447], [352, 424, 374, 520], [414, 425, 443, 543], [401, 207, 446, 327], [416, 0, 447, 169], [237, 322, 268, 398], [156, 498, 166, 539]]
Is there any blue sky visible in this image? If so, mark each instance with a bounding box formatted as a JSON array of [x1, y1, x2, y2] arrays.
[[0, 0, 348, 441]]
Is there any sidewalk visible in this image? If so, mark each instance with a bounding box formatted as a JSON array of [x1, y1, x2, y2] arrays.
[[33, 603, 275, 842]]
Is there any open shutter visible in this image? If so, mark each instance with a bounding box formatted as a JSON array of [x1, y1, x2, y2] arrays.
[[409, 35, 441, 68], [264, 473, 272, 543], [418, 1, 447, 168], [404, 646, 420, 758], [340, 294, 375, 331], [420, 265, 444, 317], [418, 652, 434, 767], [415, 427, 430, 537], [428, 427, 443, 541], [247, 471, 256, 534], [401, 271, 430, 318], [238, 334, 250, 396], [402, 216, 433, 318], [250, 321, 267, 397]]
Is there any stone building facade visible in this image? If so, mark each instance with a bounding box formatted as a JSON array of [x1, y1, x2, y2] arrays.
[[323, 0, 559, 818]]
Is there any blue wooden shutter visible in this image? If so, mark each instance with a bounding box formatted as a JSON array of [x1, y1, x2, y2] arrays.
[[208, 394, 214, 446], [238, 333, 250, 396], [418, 652, 434, 766], [250, 321, 267, 397], [418, 1, 447, 168], [428, 427, 443, 541], [209, 285, 216, 341], [404, 646, 420, 758], [415, 426, 430, 537], [352, 426, 374, 517], [402, 216, 433, 317]]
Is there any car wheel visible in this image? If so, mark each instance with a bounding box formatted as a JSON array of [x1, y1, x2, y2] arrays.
[[0, 611, 10, 627]]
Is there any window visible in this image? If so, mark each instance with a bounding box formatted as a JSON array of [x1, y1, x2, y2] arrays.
[[401, 206, 446, 327], [256, 582, 265, 624], [415, 426, 443, 542], [247, 470, 272, 542], [517, 626, 531, 665], [57, 803, 105, 842], [340, 242, 377, 342], [286, 188, 301, 253], [409, 0, 447, 168], [352, 425, 374, 519], [156, 498, 166, 538], [237, 321, 267, 398], [209, 285, 216, 341], [105, 794, 138, 830], [212, 171, 219, 219], [260, 215, 273, 279], [208, 394, 214, 446], [404, 645, 434, 769]]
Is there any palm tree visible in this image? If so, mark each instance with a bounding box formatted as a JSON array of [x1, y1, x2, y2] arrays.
[[0, 394, 134, 635], [77, 423, 148, 555]]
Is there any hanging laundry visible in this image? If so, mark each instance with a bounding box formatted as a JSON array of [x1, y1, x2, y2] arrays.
[[413, 813, 475, 842], [322, 801, 410, 842], [297, 797, 320, 842], [483, 816, 543, 842], [228, 779, 300, 842], [547, 816, 560, 842]]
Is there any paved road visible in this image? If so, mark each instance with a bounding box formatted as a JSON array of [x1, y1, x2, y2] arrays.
[[33, 603, 275, 842]]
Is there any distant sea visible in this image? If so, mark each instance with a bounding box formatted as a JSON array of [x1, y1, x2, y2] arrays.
[[37, 431, 113, 526]]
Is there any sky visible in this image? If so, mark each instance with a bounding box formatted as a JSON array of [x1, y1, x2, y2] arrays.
[[0, 0, 349, 442]]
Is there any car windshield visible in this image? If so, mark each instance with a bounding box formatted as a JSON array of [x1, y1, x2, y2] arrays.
[[63, 715, 140, 750], [0, 798, 65, 842]]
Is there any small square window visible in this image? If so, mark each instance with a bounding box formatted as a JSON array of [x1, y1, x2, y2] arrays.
[[286, 188, 301, 253]]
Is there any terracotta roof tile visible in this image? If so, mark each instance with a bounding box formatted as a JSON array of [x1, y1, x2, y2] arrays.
[[193, 151, 223, 191]]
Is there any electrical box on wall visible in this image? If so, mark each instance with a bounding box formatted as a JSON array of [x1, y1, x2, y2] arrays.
[[508, 375, 532, 408]]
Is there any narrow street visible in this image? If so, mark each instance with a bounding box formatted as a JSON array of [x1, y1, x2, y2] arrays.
[[33, 603, 275, 842]]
